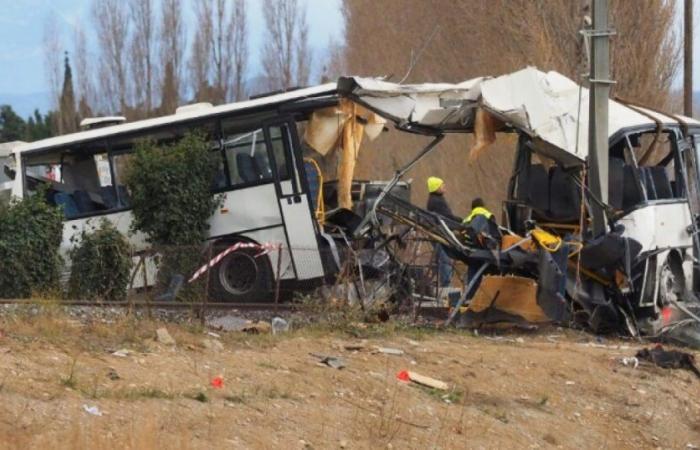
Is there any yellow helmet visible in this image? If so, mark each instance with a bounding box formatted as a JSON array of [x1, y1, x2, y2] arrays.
[[427, 176, 444, 193]]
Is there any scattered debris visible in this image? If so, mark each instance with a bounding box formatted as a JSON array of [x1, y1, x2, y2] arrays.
[[620, 357, 639, 369], [207, 315, 251, 332], [373, 346, 404, 356], [565, 381, 576, 386], [242, 321, 272, 334], [310, 353, 346, 370], [155, 327, 176, 345], [636, 346, 700, 379], [397, 370, 448, 391], [271, 317, 290, 334], [111, 349, 130, 357], [343, 343, 365, 352], [207, 331, 221, 338], [82, 404, 103, 416]]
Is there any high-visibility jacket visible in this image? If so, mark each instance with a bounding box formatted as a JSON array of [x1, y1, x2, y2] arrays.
[[463, 206, 493, 224]]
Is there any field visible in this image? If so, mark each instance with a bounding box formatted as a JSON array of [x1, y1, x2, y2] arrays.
[[0, 307, 698, 449]]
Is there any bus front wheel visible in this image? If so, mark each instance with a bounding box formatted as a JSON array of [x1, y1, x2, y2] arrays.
[[210, 245, 273, 303]]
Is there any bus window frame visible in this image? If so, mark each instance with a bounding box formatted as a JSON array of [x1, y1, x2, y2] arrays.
[[21, 112, 306, 222]]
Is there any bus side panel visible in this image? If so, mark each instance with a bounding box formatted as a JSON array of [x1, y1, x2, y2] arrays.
[[208, 184, 283, 236], [59, 210, 152, 286]]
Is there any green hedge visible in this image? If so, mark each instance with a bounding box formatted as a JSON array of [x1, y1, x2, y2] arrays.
[[124, 132, 221, 291], [68, 219, 133, 301], [0, 193, 63, 298]]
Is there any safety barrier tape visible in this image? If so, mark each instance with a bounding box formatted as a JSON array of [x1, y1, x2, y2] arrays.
[[188, 242, 281, 283]]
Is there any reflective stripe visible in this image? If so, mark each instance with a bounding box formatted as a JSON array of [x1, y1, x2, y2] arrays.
[[464, 206, 493, 223]]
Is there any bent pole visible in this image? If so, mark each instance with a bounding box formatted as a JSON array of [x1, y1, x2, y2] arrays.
[[353, 133, 445, 238]]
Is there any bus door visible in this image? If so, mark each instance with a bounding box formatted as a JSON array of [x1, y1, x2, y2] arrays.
[[263, 118, 325, 280]]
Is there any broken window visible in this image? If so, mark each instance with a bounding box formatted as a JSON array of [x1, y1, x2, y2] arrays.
[[24, 143, 120, 219], [220, 121, 289, 189], [608, 130, 683, 212]]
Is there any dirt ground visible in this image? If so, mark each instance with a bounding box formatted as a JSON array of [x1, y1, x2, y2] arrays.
[[0, 311, 698, 450]]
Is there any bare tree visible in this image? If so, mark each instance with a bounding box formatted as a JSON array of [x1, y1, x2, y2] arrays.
[[73, 22, 95, 118], [188, 0, 248, 104], [341, 0, 681, 214], [160, 0, 186, 114], [228, 0, 249, 101], [129, 0, 157, 117], [92, 0, 130, 114], [261, 0, 312, 90], [42, 16, 63, 111], [190, 0, 214, 102], [319, 37, 346, 83], [294, 7, 311, 86]]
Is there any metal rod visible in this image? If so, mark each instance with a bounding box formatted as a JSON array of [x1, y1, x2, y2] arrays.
[[353, 134, 445, 237], [444, 262, 489, 327], [588, 0, 612, 236], [274, 245, 283, 310]]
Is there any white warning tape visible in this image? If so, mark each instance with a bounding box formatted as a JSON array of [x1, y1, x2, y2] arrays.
[[188, 242, 281, 283]]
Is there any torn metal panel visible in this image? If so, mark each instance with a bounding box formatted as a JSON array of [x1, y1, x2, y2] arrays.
[[338, 68, 700, 163]]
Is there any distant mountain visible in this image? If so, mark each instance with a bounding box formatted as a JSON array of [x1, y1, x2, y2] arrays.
[[0, 92, 51, 119]]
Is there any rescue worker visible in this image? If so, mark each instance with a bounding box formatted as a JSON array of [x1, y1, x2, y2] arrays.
[[426, 176, 459, 287], [463, 197, 493, 224], [462, 197, 494, 300]]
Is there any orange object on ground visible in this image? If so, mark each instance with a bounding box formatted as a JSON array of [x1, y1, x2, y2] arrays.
[[396, 370, 410, 383], [211, 375, 224, 389]]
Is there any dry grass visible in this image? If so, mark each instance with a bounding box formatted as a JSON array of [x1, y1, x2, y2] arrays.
[[0, 309, 697, 449]]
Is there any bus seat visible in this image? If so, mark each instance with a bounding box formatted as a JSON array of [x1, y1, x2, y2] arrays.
[[254, 151, 273, 179], [647, 166, 673, 199], [55, 192, 79, 218], [100, 186, 118, 209], [608, 158, 625, 210], [528, 164, 549, 215], [236, 153, 260, 182], [640, 168, 657, 199], [622, 165, 643, 209], [73, 190, 95, 213], [548, 166, 580, 221]]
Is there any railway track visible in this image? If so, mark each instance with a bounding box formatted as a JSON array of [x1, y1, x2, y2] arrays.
[[0, 299, 449, 319]]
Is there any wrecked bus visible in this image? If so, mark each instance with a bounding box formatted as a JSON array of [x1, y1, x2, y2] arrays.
[[4, 85, 357, 302], [338, 67, 700, 342]]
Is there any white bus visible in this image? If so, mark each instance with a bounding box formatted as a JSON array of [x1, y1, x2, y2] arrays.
[[5, 84, 341, 302]]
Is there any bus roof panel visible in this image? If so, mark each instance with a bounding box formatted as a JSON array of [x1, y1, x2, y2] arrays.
[[16, 83, 337, 155]]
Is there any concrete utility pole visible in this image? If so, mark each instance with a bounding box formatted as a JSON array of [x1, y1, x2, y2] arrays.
[[685, 0, 694, 117], [588, 0, 613, 236]]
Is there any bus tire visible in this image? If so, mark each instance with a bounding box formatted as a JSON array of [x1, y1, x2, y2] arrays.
[[210, 244, 274, 303]]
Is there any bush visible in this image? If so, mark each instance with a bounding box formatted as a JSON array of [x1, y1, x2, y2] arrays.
[[124, 132, 221, 290], [68, 219, 133, 301], [0, 192, 63, 298], [125, 132, 221, 247]]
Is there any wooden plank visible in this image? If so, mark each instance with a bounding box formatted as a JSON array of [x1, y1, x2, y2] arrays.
[[407, 371, 449, 391]]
